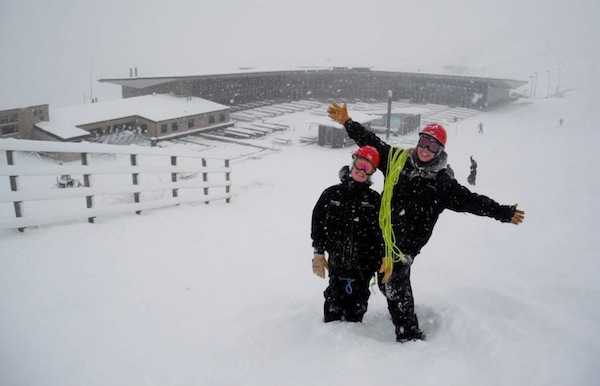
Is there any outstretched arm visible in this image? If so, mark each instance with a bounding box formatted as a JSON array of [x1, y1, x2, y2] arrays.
[[444, 180, 525, 225]]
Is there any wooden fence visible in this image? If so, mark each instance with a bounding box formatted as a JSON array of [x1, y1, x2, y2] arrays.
[[0, 139, 232, 231]]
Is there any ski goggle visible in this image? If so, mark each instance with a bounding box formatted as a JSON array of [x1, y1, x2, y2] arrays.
[[352, 156, 376, 175], [417, 135, 444, 154]]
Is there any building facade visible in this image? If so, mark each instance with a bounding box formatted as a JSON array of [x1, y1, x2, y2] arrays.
[[100, 68, 527, 111], [0, 104, 49, 139]]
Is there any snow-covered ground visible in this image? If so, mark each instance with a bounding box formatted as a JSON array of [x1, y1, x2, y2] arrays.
[[1, 88, 599, 385]]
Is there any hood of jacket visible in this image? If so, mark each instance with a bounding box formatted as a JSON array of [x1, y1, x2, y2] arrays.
[[404, 148, 448, 180]]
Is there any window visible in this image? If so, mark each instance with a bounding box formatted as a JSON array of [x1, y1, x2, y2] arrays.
[[172, 122, 178, 131], [209, 115, 215, 124], [219, 114, 225, 122], [1, 125, 17, 135], [161, 124, 168, 133], [188, 119, 194, 128]]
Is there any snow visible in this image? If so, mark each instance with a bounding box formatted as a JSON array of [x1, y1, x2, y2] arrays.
[[1, 85, 599, 385]]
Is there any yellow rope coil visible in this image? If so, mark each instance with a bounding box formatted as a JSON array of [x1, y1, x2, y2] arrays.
[[379, 147, 409, 263]]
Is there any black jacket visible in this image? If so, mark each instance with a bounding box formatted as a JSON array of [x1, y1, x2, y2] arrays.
[[311, 166, 384, 279], [344, 120, 516, 257]]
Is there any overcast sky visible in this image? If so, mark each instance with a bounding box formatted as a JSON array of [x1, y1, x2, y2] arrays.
[[1, 0, 598, 109]]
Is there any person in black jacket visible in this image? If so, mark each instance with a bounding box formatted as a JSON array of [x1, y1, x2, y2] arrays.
[[467, 155, 477, 185], [327, 102, 525, 342], [311, 146, 385, 323]]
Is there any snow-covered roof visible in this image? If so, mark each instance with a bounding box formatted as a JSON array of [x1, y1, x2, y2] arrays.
[[35, 121, 90, 140], [35, 94, 230, 140]]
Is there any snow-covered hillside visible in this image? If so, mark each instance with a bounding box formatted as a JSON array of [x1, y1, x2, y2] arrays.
[[1, 88, 599, 385]]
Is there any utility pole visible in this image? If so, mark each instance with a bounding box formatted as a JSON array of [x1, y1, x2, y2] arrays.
[[84, 63, 95, 103], [556, 68, 562, 97], [386, 90, 392, 140]]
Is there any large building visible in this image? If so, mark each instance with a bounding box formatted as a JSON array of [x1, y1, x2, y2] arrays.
[[100, 67, 527, 111], [2, 67, 526, 143]]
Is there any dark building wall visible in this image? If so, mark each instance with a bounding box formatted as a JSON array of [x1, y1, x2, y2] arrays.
[[118, 69, 520, 111], [74, 109, 230, 140], [0, 104, 48, 139]]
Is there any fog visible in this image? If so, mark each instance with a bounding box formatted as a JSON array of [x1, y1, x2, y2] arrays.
[[1, 0, 598, 109]]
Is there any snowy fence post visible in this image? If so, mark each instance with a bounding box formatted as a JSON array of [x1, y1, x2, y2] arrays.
[[171, 156, 178, 198], [6, 150, 24, 232], [225, 159, 230, 203], [202, 158, 209, 204], [81, 152, 94, 223], [131, 153, 141, 214]]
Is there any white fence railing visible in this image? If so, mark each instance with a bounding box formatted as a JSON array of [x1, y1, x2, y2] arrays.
[[0, 139, 232, 231]]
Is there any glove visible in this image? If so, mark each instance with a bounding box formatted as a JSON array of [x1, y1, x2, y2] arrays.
[[402, 254, 414, 266], [312, 254, 328, 278], [327, 102, 350, 125], [379, 256, 393, 284], [510, 203, 525, 225]]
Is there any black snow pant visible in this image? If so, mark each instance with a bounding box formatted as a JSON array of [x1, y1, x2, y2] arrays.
[[324, 274, 372, 322], [378, 262, 423, 341]]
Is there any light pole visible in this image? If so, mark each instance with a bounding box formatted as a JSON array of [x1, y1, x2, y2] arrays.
[[556, 68, 562, 97], [386, 90, 392, 140], [529, 75, 534, 98], [533, 72, 538, 98], [547, 70, 551, 98]]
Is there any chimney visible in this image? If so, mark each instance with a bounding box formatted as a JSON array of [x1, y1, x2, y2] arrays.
[[129, 68, 133, 77], [135, 67, 138, 77]]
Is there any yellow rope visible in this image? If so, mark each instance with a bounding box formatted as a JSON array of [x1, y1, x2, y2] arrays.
[[379, 147, 409, 264]]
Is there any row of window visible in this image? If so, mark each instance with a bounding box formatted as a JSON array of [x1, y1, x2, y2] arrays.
[[1, 124, 17, 135], [1, 110, 46, 125], [159, 114, 226, 134], [0, 113, 18, 124]]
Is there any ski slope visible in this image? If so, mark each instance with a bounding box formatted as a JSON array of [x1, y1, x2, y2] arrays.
[[1, 88, 599, 385]]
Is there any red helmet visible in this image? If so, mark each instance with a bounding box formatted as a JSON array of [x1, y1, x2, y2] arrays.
[[353, 146, 380, 168], [420, 123, 447, 146]]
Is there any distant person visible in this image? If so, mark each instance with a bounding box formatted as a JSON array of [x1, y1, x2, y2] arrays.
[[311, 146, 384, 323], [559, 118, 564, 127], [327, 102, 525, 342], [478, 122, 484, 134], [467, 156, 477, 186]]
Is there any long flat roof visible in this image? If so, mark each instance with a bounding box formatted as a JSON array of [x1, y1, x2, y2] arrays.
[[99, 68, 527, 90]]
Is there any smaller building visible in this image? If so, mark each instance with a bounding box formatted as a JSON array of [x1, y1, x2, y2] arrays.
[[371, 113, 421, 136], [0, 104, 49, 139], [33, 93, 233, 143], [312, 112, 377, 148]]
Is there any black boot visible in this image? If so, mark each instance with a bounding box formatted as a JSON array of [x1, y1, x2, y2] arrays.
[[395, 325, 425, 342], [387, 299, 424, 342]]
